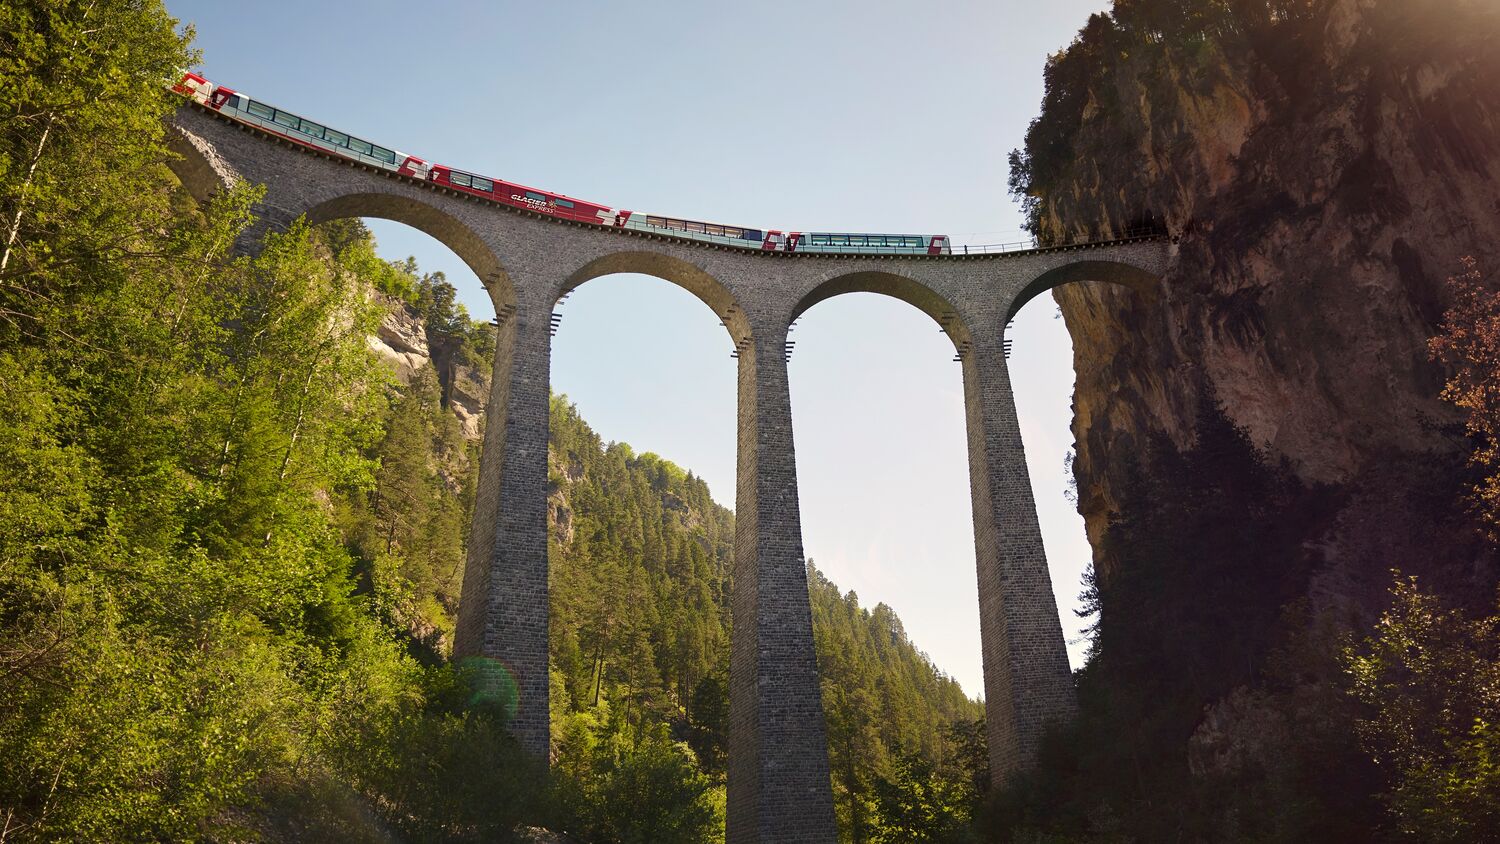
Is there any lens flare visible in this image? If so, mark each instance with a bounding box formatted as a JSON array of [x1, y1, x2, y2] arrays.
[[456, 656, 519, 723]]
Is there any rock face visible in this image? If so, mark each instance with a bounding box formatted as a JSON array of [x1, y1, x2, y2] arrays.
[[444, 359, 488, 442], [1035, 0, 1500, 592], [367, 292, 430, 383], [369, 292, 491, 443]]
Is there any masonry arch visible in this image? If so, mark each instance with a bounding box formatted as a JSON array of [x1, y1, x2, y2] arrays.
[[1005, 258, 1161, 323], [784, 270, 984, 837], [555, 250, 750, 346], [544, 253, 745, 762], [304, 192, 515, 314], [791, 269, 973, 350], [999, 257, 1166, 672]]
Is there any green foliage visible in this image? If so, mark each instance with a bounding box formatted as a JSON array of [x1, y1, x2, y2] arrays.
[[1345, 575, 1500, 841], [0, 2, 521, 835], [554, 723, 723, 844], [1006, 0, 1321, 238], [0, 3, 1001, 838], [318, 218, 423, 306], [809, 564, 986, 843], [340, 365, 472, 658], [545, 399, 985, 842], [871, 751, 980, 844], [546, 394, 735, 834], [0, 0, 195, 289]]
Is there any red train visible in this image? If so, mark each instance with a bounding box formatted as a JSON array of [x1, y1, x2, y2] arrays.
[[171, 73, 952, 255]]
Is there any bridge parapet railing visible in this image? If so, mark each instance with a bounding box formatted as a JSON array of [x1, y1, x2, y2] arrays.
[[607, 220, 1168, 257], [949, 227, 1167, 256], [190, 101, 1167, 257]]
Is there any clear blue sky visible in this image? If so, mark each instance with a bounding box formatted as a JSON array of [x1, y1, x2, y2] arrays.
[[168, 0, 1111, 698]]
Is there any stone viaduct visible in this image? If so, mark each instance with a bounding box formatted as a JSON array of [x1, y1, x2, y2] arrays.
[[168, 100, 1172, 844]]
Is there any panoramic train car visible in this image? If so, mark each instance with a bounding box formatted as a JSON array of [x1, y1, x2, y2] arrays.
[[170, 73, 953, 256], [428, 165, 617, 225], [615, 211, 769, 247], [174, 72, 416, 173], [797, 232, 951, 255]]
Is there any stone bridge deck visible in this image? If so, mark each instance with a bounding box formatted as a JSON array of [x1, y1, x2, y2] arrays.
[[169, 100, 1174, 844]]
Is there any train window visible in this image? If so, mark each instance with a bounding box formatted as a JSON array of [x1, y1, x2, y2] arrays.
[[472, 177, 494, 192], [324, 129, 348, 147], [646, 216, 668, 227], [684, 221, 705, 233], [272, 110, 298, 128], [246, 101, 274, 120], [555, 198, 574, 208], [742, 229, 763, 240], [525, 191, 546, 202], [348, 138, 373, 155], [723, 227, 741, 238], [848, 236, 866, 246], [666, 219, 685, 229], [451, 172, 472, 188], [907, 237, 922, 247], [298, 120, 325, 139], [372, 147, 397, 164], [810, 234, 829, 245]]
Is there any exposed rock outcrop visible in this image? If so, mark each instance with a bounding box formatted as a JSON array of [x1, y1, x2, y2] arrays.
[[1030, 0, 1500, 596], [369, 293, 491, 443], [367, 292, 430, 383]]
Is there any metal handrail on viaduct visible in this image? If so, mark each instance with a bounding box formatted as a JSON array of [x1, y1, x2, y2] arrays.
[[167, 98, 1174, 844]]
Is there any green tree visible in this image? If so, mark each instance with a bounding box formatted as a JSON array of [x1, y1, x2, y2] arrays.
[[872, 753, 976, 844], [1345, 575, 1500, 841], [556, 725, 723, 844]]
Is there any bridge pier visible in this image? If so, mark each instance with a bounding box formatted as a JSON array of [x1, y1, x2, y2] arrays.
[[728, 321, 839, 844], [962, 335, 1078, 781], [453, 285, 552, 759]]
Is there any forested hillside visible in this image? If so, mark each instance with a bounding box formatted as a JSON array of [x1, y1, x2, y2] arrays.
[[545, 397, 985, 842], [0, 2, 983, 840]]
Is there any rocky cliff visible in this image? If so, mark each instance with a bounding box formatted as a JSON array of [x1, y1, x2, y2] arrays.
[[368, 291, 491, 442], [1020, 0, 1500, 598]]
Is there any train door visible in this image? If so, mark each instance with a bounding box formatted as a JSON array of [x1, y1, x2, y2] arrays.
[[786, 232, 803, 252], [207, 86, 237, 110], [399, 156, 433, 180], [763, 231, 786, 251], [172, 72, 210, 103]]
